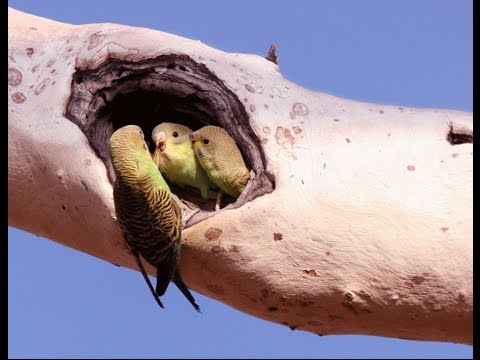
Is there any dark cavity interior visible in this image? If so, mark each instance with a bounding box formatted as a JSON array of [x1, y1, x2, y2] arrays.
[[65, 55, 274, 226]]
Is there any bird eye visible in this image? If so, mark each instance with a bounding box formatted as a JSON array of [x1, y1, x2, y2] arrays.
[[138, 130, 143, 136], [203, 139, 209, 145], [172, 131, 178, 138]]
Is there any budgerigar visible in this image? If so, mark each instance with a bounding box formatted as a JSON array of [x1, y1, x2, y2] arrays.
[[190, 125, 250, 209], [152, 122, 214, 200], [109, 124, 200, 312]]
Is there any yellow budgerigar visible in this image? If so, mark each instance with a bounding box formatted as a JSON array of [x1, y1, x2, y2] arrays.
[[190, 125, 250, 209], [152, 122, 214, 201]]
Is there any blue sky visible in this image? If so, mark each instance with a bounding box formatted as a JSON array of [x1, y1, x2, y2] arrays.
[[8, 1, 472, 358]]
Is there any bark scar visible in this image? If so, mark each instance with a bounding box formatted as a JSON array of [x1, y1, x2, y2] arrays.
[[447, 123, 473, 145]]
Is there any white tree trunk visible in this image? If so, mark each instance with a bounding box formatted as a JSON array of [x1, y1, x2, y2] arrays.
[[8, 8, 472, 344]]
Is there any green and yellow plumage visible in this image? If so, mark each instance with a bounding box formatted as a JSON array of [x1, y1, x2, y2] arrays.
[[190, 125, 250, 199], [152, 122, 214, 200], [109, 124, 200, 312]]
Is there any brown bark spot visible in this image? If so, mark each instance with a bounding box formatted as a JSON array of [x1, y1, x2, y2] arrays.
[[245, 84, 255, 93], [26, 48, 34, 56], [292, 126, 302, 134], [31, 64, 39, 73], [264, 104, 269, 109], [451, 153, 459, 158], [46, 59, 56, 68], [11, 92, 27, 104], [268, 307, 278, 312], [303, 269, 318, 277], [379, 109, 385, 114], [292, 102, 308, 116], [325, 251, 331, 255], [228, 245, 240, 252], [8, 68, 22, 86], [206, 284, 225, 294], [28, 26, 38, 31], [345, 138, 351, 143], [301, 300, 314, 307], [88, 33, 106, 50], [411, 276, 425, 285], [249, 104, 256, 112], [275, 127, 295, 147], [323, 163, 327, 169], [407, 165, 416, 171], [440, 227, 449, 232], [34, 78, 51, 95], [211, 245, 225, 253], [333, 118, 340, 122], [81, 180, 89, 192], [205, 227, 223, 241], [273, 232, 283, 241]]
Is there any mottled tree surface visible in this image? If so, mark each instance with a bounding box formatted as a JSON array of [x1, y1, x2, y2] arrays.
[[8, 8, 472, 344]]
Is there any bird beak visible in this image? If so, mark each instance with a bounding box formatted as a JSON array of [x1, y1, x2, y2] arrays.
[[189, 130, 200, 143], [152, 131, 167, 151]]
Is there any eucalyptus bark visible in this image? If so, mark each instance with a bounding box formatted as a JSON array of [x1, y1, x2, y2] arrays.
[[8, 8, 472, 344]]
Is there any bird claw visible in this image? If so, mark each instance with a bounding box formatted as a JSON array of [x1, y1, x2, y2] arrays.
[[182, 207, 200, 227], [215, 190, 224, 211]]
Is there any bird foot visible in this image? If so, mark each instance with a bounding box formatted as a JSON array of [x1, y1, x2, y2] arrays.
[[183, 207, 200, 227], [215, 190, 224, 211]]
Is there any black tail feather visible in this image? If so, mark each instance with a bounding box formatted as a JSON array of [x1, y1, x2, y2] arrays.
[[131, 251, 164, 310], [173, 271, 201, 313]]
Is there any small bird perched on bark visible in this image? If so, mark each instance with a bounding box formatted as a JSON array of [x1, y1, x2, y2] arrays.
[[109, 124, 200, 312]]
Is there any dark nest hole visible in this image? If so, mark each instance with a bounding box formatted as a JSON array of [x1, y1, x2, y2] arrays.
[[65, 54, 274, 226]]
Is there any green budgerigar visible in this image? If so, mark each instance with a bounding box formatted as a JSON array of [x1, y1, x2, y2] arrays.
[[190, 125, 250, 209], [109, 124, 200, 312], [152, 122, 214, 200]]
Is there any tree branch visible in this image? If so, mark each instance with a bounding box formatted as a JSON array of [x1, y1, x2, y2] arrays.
[[8, 7, 472, 344]]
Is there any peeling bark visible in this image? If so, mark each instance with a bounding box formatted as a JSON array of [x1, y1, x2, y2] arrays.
[[8, 8, 472, 344]]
